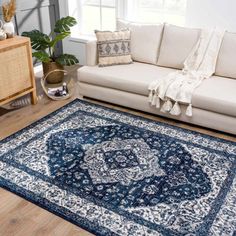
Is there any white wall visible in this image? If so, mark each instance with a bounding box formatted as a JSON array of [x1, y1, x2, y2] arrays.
[[186, 0, 236, 32]]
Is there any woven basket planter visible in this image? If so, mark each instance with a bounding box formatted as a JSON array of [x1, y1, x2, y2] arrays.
[[41, 69, 73, 101], [42, 62, 64, 84]]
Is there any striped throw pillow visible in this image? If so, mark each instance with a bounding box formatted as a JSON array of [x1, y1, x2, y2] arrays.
[[95, 30, 133, 67]]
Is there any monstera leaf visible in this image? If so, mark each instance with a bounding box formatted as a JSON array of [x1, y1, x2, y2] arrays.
[[49, 32, 70, 49], [22, 16, 78, 65], [54, 16, 77, 33], [22, 30, 51, 50], [55, 54, 79, 66], [32, 51, 51, 63]]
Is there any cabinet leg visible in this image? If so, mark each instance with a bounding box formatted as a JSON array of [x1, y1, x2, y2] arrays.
[[31, 89, 38, 105]]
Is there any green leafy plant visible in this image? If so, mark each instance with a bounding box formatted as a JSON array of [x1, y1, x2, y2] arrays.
[[22, 16, 79, 66]]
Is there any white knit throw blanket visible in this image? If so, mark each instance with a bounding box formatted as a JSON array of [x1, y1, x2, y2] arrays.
[[148, 29, 225, 117]]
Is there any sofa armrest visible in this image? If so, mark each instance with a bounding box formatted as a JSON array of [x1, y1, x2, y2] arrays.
[[86, 40, 97, 66]]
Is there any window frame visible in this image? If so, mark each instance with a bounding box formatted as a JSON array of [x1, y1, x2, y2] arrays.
[[69, 0, 119, 37], [65, 0, 187, 41]]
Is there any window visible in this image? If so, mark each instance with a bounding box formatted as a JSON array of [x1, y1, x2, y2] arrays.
[[68, 0, 117, 37], [67, 0, 187, 38], [126, 0, 187, 25]]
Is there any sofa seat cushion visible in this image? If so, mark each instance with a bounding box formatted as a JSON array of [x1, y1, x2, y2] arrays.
[[193, 76, 236, 117], [78, 63, 236, 117], [78, 62, 176, 96]]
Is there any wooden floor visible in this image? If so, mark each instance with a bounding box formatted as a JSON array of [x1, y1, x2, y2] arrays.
[[0, 65, 235, 236]]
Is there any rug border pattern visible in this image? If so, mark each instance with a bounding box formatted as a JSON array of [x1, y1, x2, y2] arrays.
[[0, 99, 236, 236]]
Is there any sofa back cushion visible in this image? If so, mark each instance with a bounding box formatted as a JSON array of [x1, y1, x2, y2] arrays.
[[117, 19, 131, 31], [157, 24, 201, 69], [117, 19, 164, 65], [215, 32, 236, 79]]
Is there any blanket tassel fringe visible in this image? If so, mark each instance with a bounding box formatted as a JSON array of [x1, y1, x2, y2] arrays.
[[148, 91, 153, 103], [149, 91, 161, 108], [151, 94, 157, 106], [155, 96, 160, 108], [149, 91, 193, 117], [186, 104, 193, 117], [161, 99, 173, 113], [170, 102, 181, 116]]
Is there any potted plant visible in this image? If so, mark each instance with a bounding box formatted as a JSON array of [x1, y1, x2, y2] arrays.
[[22, 16, 79, 84]]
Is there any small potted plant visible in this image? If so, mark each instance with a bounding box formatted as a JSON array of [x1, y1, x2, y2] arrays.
[[22, 16, 79, 84]]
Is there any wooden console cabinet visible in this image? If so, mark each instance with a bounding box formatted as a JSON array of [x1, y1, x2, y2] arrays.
[[0, 36, 37, 106]]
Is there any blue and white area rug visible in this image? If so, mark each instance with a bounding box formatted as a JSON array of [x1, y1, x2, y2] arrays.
[[0, 99, 236, 236]]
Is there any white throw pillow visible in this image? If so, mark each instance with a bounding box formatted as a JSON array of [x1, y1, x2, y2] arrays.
[[157, 24, 201, 69], [215, 32, 236, 79], [117, 19, 164, 65]]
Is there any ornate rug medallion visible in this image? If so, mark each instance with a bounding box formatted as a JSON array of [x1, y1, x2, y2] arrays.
[[0, 99, 236, 236]]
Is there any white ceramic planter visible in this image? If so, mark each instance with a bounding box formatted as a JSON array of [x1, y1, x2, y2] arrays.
[[3, 21, 15, 38], [0, 20, 7, 40]]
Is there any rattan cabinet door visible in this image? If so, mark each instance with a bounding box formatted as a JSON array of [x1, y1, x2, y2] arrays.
[[0, 37, 37, 105], [0, 43, 33, 101]]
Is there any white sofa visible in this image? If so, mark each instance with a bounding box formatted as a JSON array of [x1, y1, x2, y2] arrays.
[[78, 22, 236, 135]]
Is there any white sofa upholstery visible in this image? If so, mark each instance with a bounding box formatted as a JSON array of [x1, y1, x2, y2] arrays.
[[78, 23, 236, 135], [117, 19, 164, 64], [215, 32, 236, 79], [157, 24, 201, 69]]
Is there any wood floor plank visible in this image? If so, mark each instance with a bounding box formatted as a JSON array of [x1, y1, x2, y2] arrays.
[[0, 65, 235, 236]]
